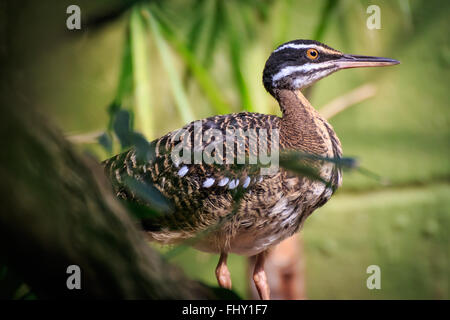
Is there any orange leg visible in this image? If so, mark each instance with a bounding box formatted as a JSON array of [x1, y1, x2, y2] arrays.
[[253, 251, 270, 300], [215, 252, 232, 289]]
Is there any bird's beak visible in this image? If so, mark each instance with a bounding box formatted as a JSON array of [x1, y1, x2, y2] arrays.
[[336, 54, 400, 70]]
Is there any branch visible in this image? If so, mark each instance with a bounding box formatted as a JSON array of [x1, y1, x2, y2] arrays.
[[66, 130, 104, 144], [319, 83, 377, 119]]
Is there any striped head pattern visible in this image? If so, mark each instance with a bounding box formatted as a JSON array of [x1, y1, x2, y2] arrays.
[[263, 39, 399, 95]]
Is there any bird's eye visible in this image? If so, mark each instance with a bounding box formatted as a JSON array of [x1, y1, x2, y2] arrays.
[[306, 48, 319, 60]]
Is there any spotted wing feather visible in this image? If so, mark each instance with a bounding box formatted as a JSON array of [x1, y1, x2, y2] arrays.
[[103, 112, 280, 232]]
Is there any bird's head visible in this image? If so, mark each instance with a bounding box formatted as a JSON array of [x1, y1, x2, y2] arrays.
[[263, 39, 399, 95]]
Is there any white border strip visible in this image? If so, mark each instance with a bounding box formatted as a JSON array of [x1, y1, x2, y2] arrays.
[[274, 43, 323, 53], [272, 62, 335, 81]]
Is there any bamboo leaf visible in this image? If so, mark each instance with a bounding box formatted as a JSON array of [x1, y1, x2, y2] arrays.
[[280, 151, 358, 189], [130, 132, 155, 163], [123, 176, 172, 213], [113, 109, 132, 149], [114, 27, 134, 107], [124, 201, 162, 220], [150, 5, 232, 115], [224, 2, 254, 111], [143, 7, 196, 124], [130, 6, 153, 139], [313, 0, 340, 41], [97, 132, 113, 154], [273, 0, 294, 46], [201, 0, 222, 68], [107, 26, 133, 139], [186, 0, 207, 55], [398, 0, 413, 30]]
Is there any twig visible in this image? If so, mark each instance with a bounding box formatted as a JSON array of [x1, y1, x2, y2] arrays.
[[320, 83, 377, 120], [66, 130, 104, 144]]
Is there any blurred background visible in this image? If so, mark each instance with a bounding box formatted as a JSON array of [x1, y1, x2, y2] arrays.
[[1, 0, 449, 299]]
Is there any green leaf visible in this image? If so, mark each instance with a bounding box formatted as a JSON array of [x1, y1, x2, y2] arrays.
[[224, 2, 254, 111], [272, 0, 294, 46], [123, 201, 162, 220], [144, 7, 196, 124], [130, 6, 154, 139], [113, 110, 132, 149], [150, 5, 232, 115], [123, 176, 172, 213], [199, 0, 221, 68], [398, 0, 413, 30], [97, 132, 113, 154], [185, 0, 209, 59], [130, 132, 155, 163], [313, 0, 340, 41], [107, 102, 121, 132], [280, 156, 329, 186], [114, 28, 134, 108], [280, 151, 358, 189]]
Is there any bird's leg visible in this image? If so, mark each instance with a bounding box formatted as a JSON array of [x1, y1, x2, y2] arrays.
[[253, 251, 270, 300], [215, 252, 232, 289]]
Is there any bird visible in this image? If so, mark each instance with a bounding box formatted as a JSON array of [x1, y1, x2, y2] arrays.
[[103, 39, 399, 300]]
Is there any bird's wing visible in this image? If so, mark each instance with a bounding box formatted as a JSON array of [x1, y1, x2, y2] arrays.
[[103, 112, 281, 229]]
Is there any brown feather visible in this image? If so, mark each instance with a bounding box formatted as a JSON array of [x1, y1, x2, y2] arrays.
[[103, 89, 342, 256]]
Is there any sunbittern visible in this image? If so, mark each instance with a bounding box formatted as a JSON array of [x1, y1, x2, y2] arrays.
[[104, 40, 399, 300]]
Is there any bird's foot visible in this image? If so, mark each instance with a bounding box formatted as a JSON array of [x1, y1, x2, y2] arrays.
[[215, 253, 232, 289], [253, 251, 270, 300]]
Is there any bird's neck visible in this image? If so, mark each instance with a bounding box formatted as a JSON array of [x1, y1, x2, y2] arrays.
[[274, 89, 341, 157]]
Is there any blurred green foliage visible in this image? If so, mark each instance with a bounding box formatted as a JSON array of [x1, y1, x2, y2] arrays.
[[3, 0, 449, 299]]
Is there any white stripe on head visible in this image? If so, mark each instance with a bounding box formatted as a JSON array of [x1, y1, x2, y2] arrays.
[[292, 69, 333, 88], [274, 43, 324, 53], [274, 43, 341, 55], [272, 62, 335, 82]]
